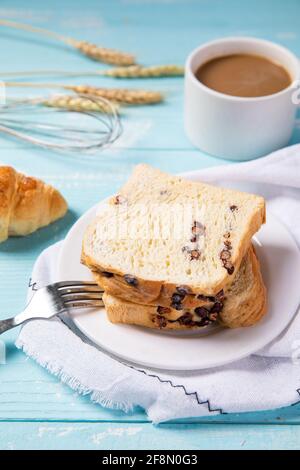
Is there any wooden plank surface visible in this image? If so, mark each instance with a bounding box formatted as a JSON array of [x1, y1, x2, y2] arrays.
[[0, 0, 299, 449], [1, 422, 300, 450]]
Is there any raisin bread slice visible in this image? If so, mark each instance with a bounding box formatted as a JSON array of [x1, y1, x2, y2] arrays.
[[82, 164, 265, 297], [102, 246, 267, 330], [92, 270, 223, 309], [103, 293, 215, 330]]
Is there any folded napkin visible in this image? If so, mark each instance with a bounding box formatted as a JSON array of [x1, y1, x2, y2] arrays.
[[16, 144, 300, 423]]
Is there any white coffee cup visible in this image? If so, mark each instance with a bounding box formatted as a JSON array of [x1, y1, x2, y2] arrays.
[[184, 37, 300, 161]]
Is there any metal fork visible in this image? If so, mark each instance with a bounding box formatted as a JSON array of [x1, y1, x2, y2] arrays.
[[0, 281, 104, 334]]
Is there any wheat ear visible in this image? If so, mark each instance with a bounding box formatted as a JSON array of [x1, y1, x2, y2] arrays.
[[0, 19, 135, 66], [103, 64, 184, 78], [4, 81, 163, 105], [67, 39, 135, 66], [0, 64, 184, 79], [67, 85, 163, 105], [42, 95, 119, 113]]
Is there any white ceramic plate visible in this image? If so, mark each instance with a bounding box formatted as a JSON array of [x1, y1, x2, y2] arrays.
[[58, 201, 300, 371]]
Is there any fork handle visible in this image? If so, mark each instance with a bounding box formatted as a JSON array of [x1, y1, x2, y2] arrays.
[[0, 318, 17, 334]]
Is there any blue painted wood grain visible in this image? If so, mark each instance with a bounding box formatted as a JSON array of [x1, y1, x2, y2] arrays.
[[1, 422, 300, 450], [0, 0, 300, 450]]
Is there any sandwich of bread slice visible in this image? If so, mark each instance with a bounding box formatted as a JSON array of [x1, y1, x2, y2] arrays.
[[103, 245, 267, 329]]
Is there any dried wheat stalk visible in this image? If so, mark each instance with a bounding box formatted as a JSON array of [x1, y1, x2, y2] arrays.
[[42, 95, 119, 113], [103, 64, 184, 78], [66, 85, 163, 105], [5, 81, 163, 105], [68, 39, 135, 66], [0, 19, 135, 66], [0, 64, 184, 79]]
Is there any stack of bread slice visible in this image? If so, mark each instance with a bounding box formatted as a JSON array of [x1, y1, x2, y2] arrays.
[[82, 164, 267, 330]]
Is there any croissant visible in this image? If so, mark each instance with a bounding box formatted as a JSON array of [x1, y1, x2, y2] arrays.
[[0, 166, 68, 243]]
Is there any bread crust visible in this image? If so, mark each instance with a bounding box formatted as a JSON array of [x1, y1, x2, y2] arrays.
[[0, 166, 68, 243], [219, 246, 267, 327]]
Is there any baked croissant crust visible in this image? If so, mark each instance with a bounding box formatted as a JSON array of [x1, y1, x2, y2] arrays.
[[0, 166, 68, 243]]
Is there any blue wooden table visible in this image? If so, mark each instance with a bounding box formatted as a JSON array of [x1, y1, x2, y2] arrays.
[[0, 0, 300, 450]]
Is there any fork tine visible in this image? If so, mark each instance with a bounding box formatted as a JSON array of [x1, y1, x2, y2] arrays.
[[63, 292, 103, 303], [55, 280, 100, 289], [59, 286, 104, 296], [64, 300, 104, 309]]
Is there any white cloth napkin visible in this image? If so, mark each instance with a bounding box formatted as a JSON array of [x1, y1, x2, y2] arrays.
[[16, 144, 300, 423]]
